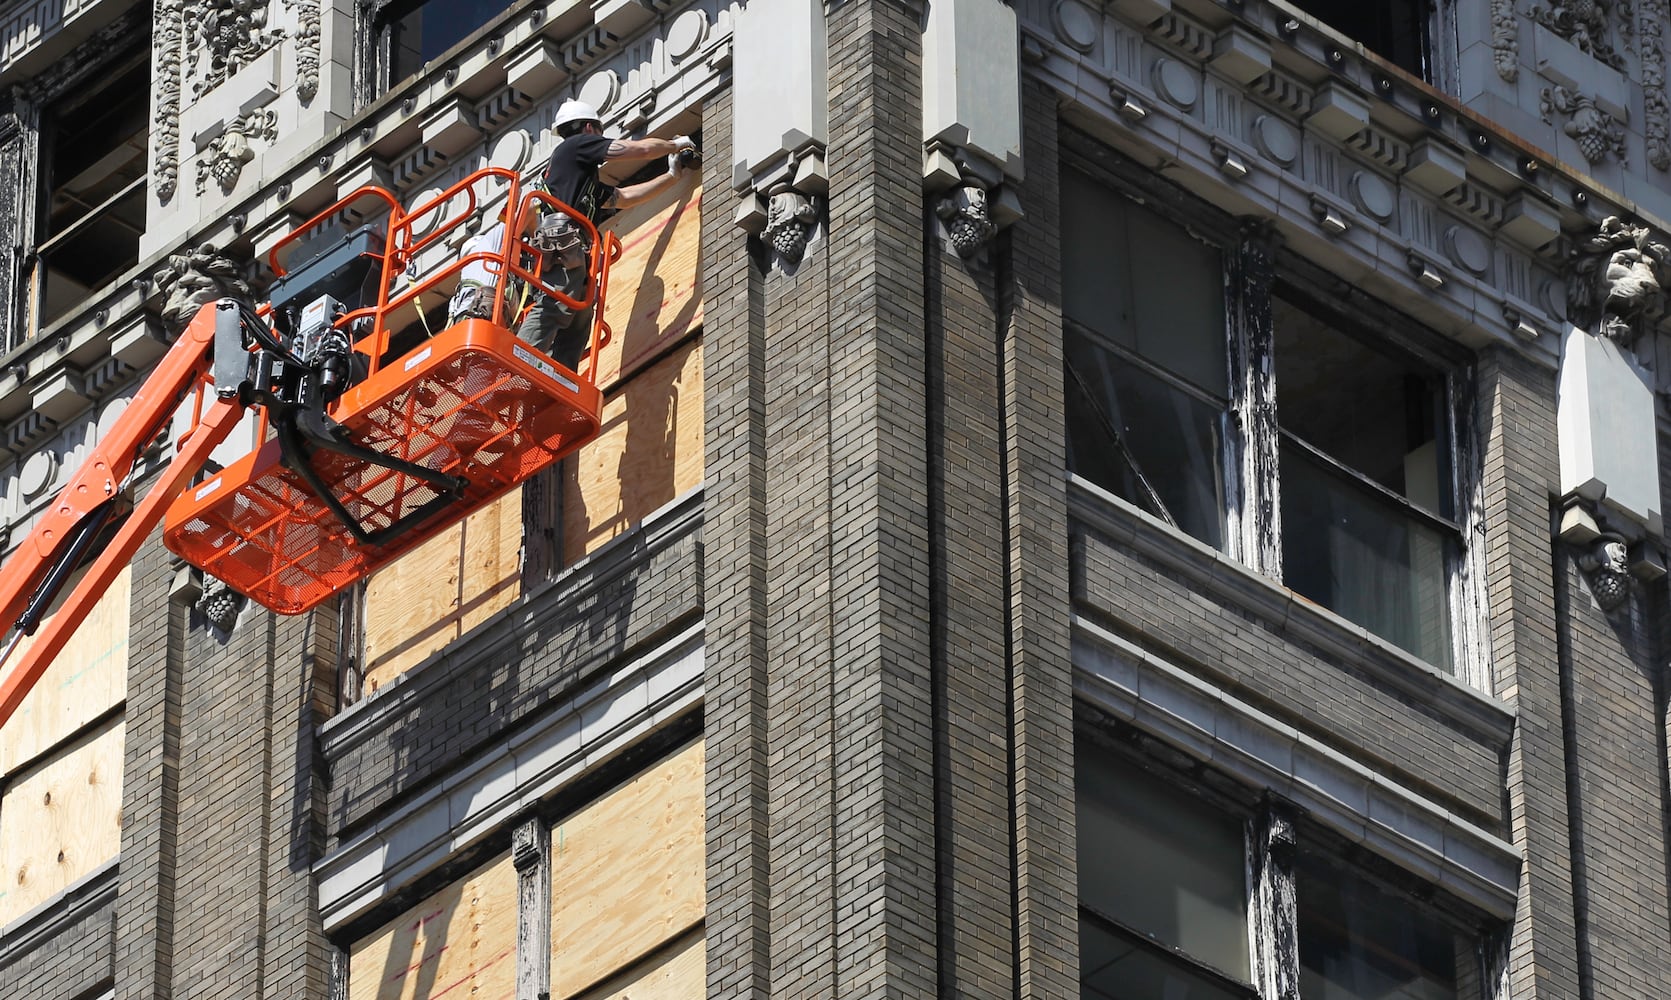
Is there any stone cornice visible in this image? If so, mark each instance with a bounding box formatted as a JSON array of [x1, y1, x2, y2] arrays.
[[0, 0, 726, 467], [1023, 0, 1671, 371]]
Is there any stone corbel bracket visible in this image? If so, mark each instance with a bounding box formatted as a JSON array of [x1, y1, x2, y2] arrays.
[[730, 0, 828, 271], [925, 142, 1022, 260], [1558, 507, 1667, 613], [921, 0, 1024, 261], [734, 145, 827, 271]]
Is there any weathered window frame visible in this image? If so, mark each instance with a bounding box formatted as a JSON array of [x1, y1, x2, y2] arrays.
[[0, 9, 149, 352], [1076, 729, 1261, 1000], [353, 0, 505, 106], [1060, 139, 1487, 684], [1076, 725, 1505, 1000]]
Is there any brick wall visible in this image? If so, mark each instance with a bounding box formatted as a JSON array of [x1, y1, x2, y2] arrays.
[[927, 169, 1016, 999], [699, 88, 773, 1000], [1478, 347, 1581, 998], [108, 536, 332, 1000], [1007, 79, 1079, 1000], [0, 880, 115, 1000], [326, 502, 703, 837], [1557, 531, 1671, 993]]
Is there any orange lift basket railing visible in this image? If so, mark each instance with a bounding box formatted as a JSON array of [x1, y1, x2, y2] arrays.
[[162, 168, 622, 614]]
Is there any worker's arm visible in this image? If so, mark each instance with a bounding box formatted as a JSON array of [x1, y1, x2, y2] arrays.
[[602, 134, 691, 163], [609, 163, 695, 210], [603, 137, 698, 211]]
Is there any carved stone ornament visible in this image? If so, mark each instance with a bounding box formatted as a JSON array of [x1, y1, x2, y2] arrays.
[[196, 108, 279, 196], [285, 0, 321, 103], [1492, 0, 1520, 81], [192, 0, 285, 97], [763, 189, 819, 266], [1541, 86, 1628, 165], [155, 0, 185, 202], [936, 183, 998, 257], [1576, 537, 1632, 611], [195, 576, 245, 633], [1568, 216, 1671, 347], [1643, 0, 1670, 169], [152, 244, 254, 330], [1529, 0, 1629, 70]]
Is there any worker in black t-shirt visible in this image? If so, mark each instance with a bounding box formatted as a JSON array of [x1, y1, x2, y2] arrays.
[[521, 98, 695, 368]]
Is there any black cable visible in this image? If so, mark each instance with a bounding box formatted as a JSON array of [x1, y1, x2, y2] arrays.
[[236, 301, 307, 367]]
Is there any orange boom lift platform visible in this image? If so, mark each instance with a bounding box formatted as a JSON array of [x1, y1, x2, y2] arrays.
[[0, 167, 622, 725]]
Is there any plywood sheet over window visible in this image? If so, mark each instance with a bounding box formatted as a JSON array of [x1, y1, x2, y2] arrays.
[[570, 930, 704, 1000], [361, 490, 522, 694], [349, 851, 516, 1000], [0, 564, 129, 776], [0, 716, 124, 926], [593, 184, 703, 392], [562, 339, 704, 564], [550, 739, 705, 998]]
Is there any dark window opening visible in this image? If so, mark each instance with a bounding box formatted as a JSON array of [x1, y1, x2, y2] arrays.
[[1283, 0, 1434, 81], [378, 0, 501, 89], [38, 50, 149, 329], [1061, 168, 1230, 550], [1273, 291, 1457, 670], [1060, 154, 1469, 673], [1077, 738, 1253, 997], [1297, 852, 1473, 1000]]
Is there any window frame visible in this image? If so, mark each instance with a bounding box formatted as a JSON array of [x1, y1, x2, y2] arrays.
[[1075, 728, 1263, 999], [0, 12, 150, 351], [1078, 903, 1260, 1000], [1270, 0, 1460, 93], [1060, 141, 1486, 681], [354, 0, 507, 106], [1074, 724, 1505, 1000], [34, 44, 150, 332]]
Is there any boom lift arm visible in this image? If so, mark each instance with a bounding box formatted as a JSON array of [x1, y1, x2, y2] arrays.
[[0, 168, 620, 732], [0, 299, 253, 727]]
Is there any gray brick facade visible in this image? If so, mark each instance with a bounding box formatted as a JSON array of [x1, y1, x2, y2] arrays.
[[4, 2, 1671, 999]]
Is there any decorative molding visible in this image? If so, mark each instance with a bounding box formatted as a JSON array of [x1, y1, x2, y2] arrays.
[[151, 244, 255, 330], [1252, 68, 1312, 116], [287, 0, 321, 103], [196, 108, 279, 195], [762, 188, 819, 266], [1444, 182, 1505, 227], [936, 184, 998, 257], [1491, 0, 1519, 81], [1541, 85, 1627, 165], [1643, 0, 1670, 169], [0, 0, 98, 76], [1568, 216, 1671, 347], [195, 575, 245, 633], [1154, 10, 1212, 60], [1575, 535, 1632, 610], [1529, 0, 1628, 70], [156, 0, 185, 203], [191, 0, 286, 98]]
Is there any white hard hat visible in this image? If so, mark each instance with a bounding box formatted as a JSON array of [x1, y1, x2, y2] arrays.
[[553, 99, 601, 132]]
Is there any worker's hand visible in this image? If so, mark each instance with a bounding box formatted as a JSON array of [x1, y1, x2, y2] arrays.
[[673, 135, 695, 152]]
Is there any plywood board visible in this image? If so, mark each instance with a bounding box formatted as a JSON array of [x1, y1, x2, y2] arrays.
[[593, 184, 703, 392], [349, 852, 517, 1000], [570, 930, 704, 1000], [0, 565, 130, 776], [550, 739, 705, 998], [562, 340, 704, 564], [0, 717, 124, 926], [362, 488, 522, 693]]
